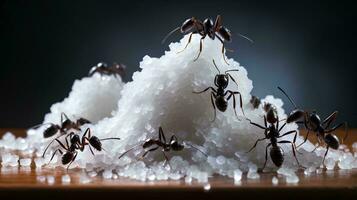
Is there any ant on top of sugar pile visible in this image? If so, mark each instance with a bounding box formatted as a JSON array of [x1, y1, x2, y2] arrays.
[[43, 128, 120, 169], [162, 15, 253, 65], [30, 112, 91, 138], [277, 87, 348, 164], [193, 59, 245, 121], [118, 127, 207, 165], [246, 102, 303, 171], [89, 62, 126, 79]]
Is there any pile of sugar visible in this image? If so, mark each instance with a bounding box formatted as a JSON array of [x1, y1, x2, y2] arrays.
[[0, 34, 356, 184]]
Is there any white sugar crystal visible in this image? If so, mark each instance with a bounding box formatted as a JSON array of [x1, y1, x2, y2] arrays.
[[88, 171, 97, 177], [19, 158, 32, 166], [216, 155, 226, 165], [37, 175, 46, 183], [61, 174, 71, 183], [272, 176, 278, 185], [247, 171, 260, 179], [102, 169, 113, 179], [324, 158, 335, 170], [79, 173, 92, 184], [112, 174, 119, 179], [286, 175, 299, 184], [233, 169, 242, 182], [203, 183, 211, 191], [34, 157, 45, 168], [46, 175, 55, 185], [184, 176, 192, 184]]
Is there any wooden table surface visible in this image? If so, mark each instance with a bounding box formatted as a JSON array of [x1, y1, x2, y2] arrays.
[[0, 128, 356, 199]]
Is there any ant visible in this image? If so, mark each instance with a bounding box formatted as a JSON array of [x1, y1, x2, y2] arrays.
[[250, 95, 261, 109], [277, 87, 348, 164], [247, 105, 302, 171], [89, 62, 126, 79], [162, 15, 232, 64], [44, 128, 120, 169], [193, 60, 244, 121], [118, 127, 207, 165], [31, 112, 91, 138]]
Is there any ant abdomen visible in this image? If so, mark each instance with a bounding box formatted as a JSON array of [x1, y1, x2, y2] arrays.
[[270, 146, 284, 167], [324, 134, 340, 150], [218, 27, 231, 42], [44, 125, 59, 138], [62, 152, 75, 165], [89, 136, 102, 151], [215, 97, 228, 112], [287, 109, 305, 123]]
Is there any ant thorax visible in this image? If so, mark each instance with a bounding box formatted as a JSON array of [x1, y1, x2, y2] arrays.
[[267, 126, 279, 139], [308, 113, 322, 131]]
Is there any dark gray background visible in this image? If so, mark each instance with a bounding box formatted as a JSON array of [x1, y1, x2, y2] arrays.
[[1, 0, 356, 127]]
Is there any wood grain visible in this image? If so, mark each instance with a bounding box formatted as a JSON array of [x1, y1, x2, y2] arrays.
[[0, 129, 356, 199]]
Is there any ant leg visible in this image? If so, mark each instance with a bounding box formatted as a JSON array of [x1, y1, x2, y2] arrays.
[[210, 93, 217, 122], [322, 146, 330, 166], [162, 151, 171, 168], [49, 149, 63, 164], [159, 127, 166, 143], [193, 36, 205, 61], [310, 137, 322, 153], [141, 146, 159, 159], [260, 143, 272, 172], [279, 130, 303, 154], [278, 122, 287, 132], [246, 137, 267, 153], [193, 86, 216, 94], [177, 32, 194, 53], [215, 34, 230, 65], [322, 111, 338, 129], [250, 121, 267, 130], [278, 140, 303, 168], [66, 152, 78, 171], [297, 129, 310, 148], [227, 90, 245, 117]]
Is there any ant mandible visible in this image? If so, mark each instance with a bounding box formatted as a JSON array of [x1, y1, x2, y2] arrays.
[[162, 15, 232, 65], [193, 60, 245, 121], [277, 87, 348, 164], [44, 128, 120, 169], [118, 127, 207, 165], [89, 62, 126, 79], [30, 112, 91, 138], [247, 106, 302, 171]]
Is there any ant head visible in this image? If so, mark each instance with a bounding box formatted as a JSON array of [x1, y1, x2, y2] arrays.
[[70, 134, 80, 144], [215, 74, 229, 88], [266, 108, 278, 124], [171, 140, 184, 151]]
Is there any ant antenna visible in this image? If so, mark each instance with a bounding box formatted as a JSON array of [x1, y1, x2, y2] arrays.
[[184, 142, 208, 157], [277, 86, 298, 109], [212, 59, 221, 74], [118, 143, 142, 159], [161, 27, 180, 44], [99, 137, 121, 141], [237, 33, 254, 43], [225, 69, 239, 74], [28, 122, 52, 130]]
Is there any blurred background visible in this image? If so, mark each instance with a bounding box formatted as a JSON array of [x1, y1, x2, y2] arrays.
[[0, 0, 356, 128]]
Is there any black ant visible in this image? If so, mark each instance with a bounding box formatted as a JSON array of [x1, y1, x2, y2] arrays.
[[247, 106, 302, 171], [44, 128, 120, 169], [89, 62, 126, 79], [31, 113, 91, 138], [118, 127, 207, 165], [162, 15, 233, 64], [193, 60, 244, 121], [277, 87, 348, 164], [250, 95, 261, 109]]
